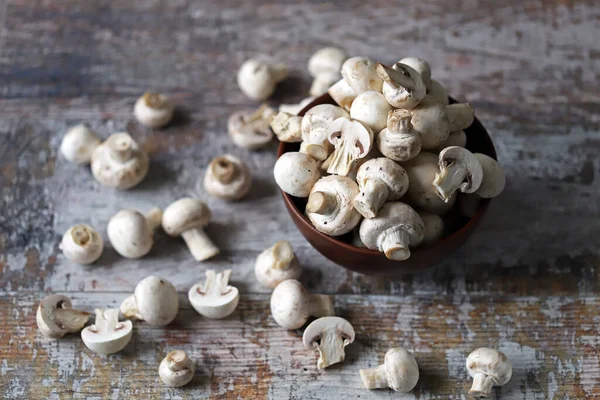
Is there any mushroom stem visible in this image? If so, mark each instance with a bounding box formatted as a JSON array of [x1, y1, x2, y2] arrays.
[[181, 228, 220, 261], [210, 157, 237, 184], [120, 295, 143, 320], [304, 143, 328, 161], [432, 162, 468, 203], [146, 208, 163, 232], [388, 113, 413, 133], [53, 307, 91, 332], [316, 331, 346, 369], [93, 308, 119, 332], [306, 191, 338, 215], [359, 364, 388, 389], [166, 350, 191, 372], [143, 92, 166, 109], [469, 372, 494, 398], [197, 270, 231, 296], [308, 294, 335, 317], [353, 179, 389, 219], [107, 133, 133, 163], [377, 63, 416, 91], [377, 227, 411, 261], [71, 225, 92, 246]]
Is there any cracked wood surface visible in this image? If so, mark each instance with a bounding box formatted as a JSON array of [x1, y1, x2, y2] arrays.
[[0, 0, 599, 399]]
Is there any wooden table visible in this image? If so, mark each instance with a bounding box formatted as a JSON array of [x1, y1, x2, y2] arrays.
[[1, 1, 599, 399]]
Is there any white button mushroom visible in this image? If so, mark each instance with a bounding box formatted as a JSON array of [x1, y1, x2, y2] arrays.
[[120, 275, 179, 326], [376, 63, 426, 110], [308, 47, 346, 97], [270, 111, 303, 143], [360, 347, 419, 392], [91, 132, 149, 190], [133, 92, 174, 128], [81, 308, 133, 355], [162, 198, 219, 261], [302, 316, 355, 370], [474, 153, 506, 199], [59, 124, 101, 164], [408, 96, 450, 150], [377, 109, 422, 162], [301, 104, 350, 161], [429, 79, 449, 105], [433, 146, 484, 203], [435, 130, 467, 153], [59, 224, 104, 265], [328, 79, 356, 111], [203, 155, 252, 201], [419, 212, 445, 245], [350, 91, 393, 133], [353, 157, 409, 219], [399, 57, 432, 91], [466, 348, 512, 398], [324, 117, 374, 176], [359, 202, 425, 261], [279, 97, 315, 116], [447, 103, 475, 132], [270, 279, 334, 330], [228, 104, 276, 150], [159, 350, 195, 387], [273, 152, 320, 198], [255, 241, 302, 289], [36, 295, 90, 339], [403, 151, 457, 214], [107, 208, 163, 259], [237, 58, 287, 100], [306, 175, 362, 236], [188, 269, 239, 319], [341, 56, 383, 94]]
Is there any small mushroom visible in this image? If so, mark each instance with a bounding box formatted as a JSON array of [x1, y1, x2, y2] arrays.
[[353, 158, 409, 219], [474, 154, 506, 198], [237, 58, 287, 100], [203, 155, 252, 201], [270, 279, 334, 330], [359, 202, 425, 261], [308, 47, 346, 97], [270, 111, 302, 143], [324, 117, 374, 176], [303, 316, 355, 370], [59, 124, 101, 164], [341, 56, 383, 94], [279, 97, 315, 116], [120, 275, 179, 326], [228, 104, 277, 150], [107, 208, 163, 259], [466, 348, 512, 398], [162, 198, 219, 261], [301, 104, 349, 161], [435, 130, 467, 152], [59, 224, 104, 265], [36, 295, 90, 339], [306, 175, 362, 236], [447, 103, 475, 132], [408, 96, 450, 150], [419, 212, 444, 245], [350, 91, 393, 133], [188, 269, 239, 319], [81, 308, 133, 355], [433, 146, 483, 203], [429, 79, 449, 105], [273, 152, 320, 198], [377, 109, 422, 162], [360, 347, 419, 392], [399, 57, 432, 90], [328, 79, 356, 111], [376, 63, 426, 109], [91, 132, 149, 190], [255, 241, 302, 289], [133, 92, 174, 128], [159, 350, 195, 387]]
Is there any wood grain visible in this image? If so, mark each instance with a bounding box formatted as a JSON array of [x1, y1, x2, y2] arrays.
[[0, 0, 599, 398]]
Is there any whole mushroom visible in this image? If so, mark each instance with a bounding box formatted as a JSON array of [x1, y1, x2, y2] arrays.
[[377, 109, 422, 162], [308, 47, 346, 97], [59, 224, 104, 265], [429, 79, 449, 105], [107, 208, 163, 259], [133, 92, 174, 128], [324, 117, 374, 176], [237, 58, 287, 100], [399, 57, 432, 90], [350, 91, 393, 133], [270, 279, 334, 330], [255, 241, 302, 289], [159, 350, 195, 387], [419, 212, 445, 245], [301, 104, 349, 161], [376, 63, 426, 109], [59, 124, 101, 164], [188, 269, 239, 319], [228, 104, 276, 150], [341, 56, 383, 94], [466, 348, 512, 398], [36, 295, 90, 339], [203, 155, 252, 201], [120, 275, 179, 326], [433, 146, 483, 203], [360, 347, 420, 392], [474, 154, 506, 198], [273, 152, 321, 198], [303, 316, 355, 370], [447, 103, 475, 133], [328, 78, 356, 111], [408, 96, 450, 150], [81, 308, 133, 355], [435, 130, 467, 152]]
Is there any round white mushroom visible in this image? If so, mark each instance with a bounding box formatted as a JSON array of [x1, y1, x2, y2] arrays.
[[59, 124, 101, 164], [188, 269, 239, 319], [273, 152, 320, 198], [120, 275, 179, 326], [204, 155, 252, 201], [81, 308, 133, 355], [360, 347, 420, 392], [377, 109, 422, 162], [159, 350, 195, 387], [270, 279, 334, 330], [419, 212, 445, 245], [107, 208, 163, 259], [328, 78, 356, 111], [237, 58, 287, 100], [59, 224, 104, 265], [133, 92, 174, 128], [474, 153, 506, 199], [350, 91, 393, 133], [254, 241, 302, 289], [466, 348, 512, 398], [303, 316, 355, 370], [228, 104, 276, 150], [308, 47, 346, 97], [36, 295, 90, 339]]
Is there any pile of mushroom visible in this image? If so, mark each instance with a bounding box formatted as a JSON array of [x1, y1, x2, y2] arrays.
[[272, 55, 506, 260]]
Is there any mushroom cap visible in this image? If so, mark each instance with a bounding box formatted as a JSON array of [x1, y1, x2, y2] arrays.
[[377, 110, 422, 162], [301, 104, 349, 159], [131, 276, 179, 326], [436, 146, 484, 195], [162, 198, 212, 237], [302, 316, 355, 348], [237, 58, 284, 100], [81, 309, 133, 355], [306, 175, 362, 236], [399, 57, 432, 90], [133, 92, 174, 128], [228, 107, 275, 150], [466, 348, 512, 385], [429, 79, 449, 105], [107, 210, 154, 259], [410, 96, 450, 150], [273, 152, 320, 198], [159, 350, 195, 387], [59, 224, 104, 264], [384, 347, 420, 392], [419, 212, 445, 245], [341, 56, 383, 94], [308, 47, 346, 78], [36, 295, 90, 339], [474, 153, 506, 198], [356, 157, 409, 199], [350, 91, 393, 133], [203, 155, 252, 201], [254, 241, 302, 289], [328, 79, 356, 111], [60, 124, 101, 164], [435, 130, 467, 152], [90, 132, 149, 190], [270, 279, 310, 329], [378, 62, 426, 109], [188, 270, 240, 319]]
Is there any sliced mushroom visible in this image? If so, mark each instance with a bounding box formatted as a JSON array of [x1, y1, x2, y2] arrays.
[[419, 212, 444, 245], [273, 152, 321, 198], [301, 104, 349, 161], [308, 47, 346, 97], [270, 279, 334, 330], [59, 224, 104, 265], [360, 347, 419, 392], [237, 58, 287, 100], [107, 208, 163, 259], [324, 117, 373, 176], [353, 158, 409, 219], [341, 56, 383, 94], [399, 57, 432, 90], [228, 104, 276, 150], [81, 308, 133, 355], [91, 132, 149, 189], [350, 91, 393, 133], [433, 146, 483, 203], [303, 316, 355, 370], [376, 63, 426, 109], [466, 348, 512, 398], [255, 241, 302, 289], [328, 79, 356, 111], [159, 350, 195, 387], [204, 155, 252, 201], [36, 295, 90, 339], [188, 269, 239, 319], [377, 109, 422, 162], [474, 154, 506, 198], [428, 79, 449, 105], [133, 92, 174, 128], [120, 275, 179, 326], [60, 124, 101, 164], [270, 111, 302, 143]]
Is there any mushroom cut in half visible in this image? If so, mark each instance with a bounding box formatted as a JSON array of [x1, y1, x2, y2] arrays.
[[433, 146, 483, 203], [359, 202, 425, 261], [204, 155, 252, 201], [360, 347, 419, 392], [228, 104, 276, 150], [306, 175, 362, 236], [303, 316, 355, 370], [37, 295, 90, 339], [188, 269, 239, 319], [376, 62, 426, 110], [81, 308, 133, 355], [301, 104, 349, 161], [466, 348, 512, 398], [377, 109, 422, 162], [353, 157, 409, 219], [324, 117, 374, 176]]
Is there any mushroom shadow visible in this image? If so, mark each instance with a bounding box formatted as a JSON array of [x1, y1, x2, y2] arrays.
[[131, 162, 178, 192], [270, 74, 310, 104], [245, 174, 279, 203]]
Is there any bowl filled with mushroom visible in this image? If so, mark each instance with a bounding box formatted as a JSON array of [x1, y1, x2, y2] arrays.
[[273, 56, 505, 278]]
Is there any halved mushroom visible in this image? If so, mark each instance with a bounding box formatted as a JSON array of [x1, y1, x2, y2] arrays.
[[308, 47, 346, 97], [81, 308, 133, 355], [433, 146, 483, 203], [270, 279, 334, 330], [350, 91, 393, 133], [306, 175, 362, 236], [341, 56, 383, 94], [360, 347, 419, 392], [324, 117, 373, 176], [59, 224, 104, 265], [237, 58, 287, 100], [474, 154, 506, 199], [228, 104, 276, 150], [273, 152, 321, 198], [303, 316, 355, 370], [270, 111, 303, 143], [159, 350, 195, 387], [188, 269, 239, 319], [399, 57, 432, 90], [60, 124, 101, 165], [133, 92, 174, 128], [255, 241, 302, 289], [376, 63, 426, 109], [204, 155, 252, 201], [377, 109, 422, 162], [120, 276, 179, 326], [466, 348, 512, 398], [107, 208, 163, 259], [328, 79, 356, 111], [36, 295, 90, 339], [301, 104, 349, 161]]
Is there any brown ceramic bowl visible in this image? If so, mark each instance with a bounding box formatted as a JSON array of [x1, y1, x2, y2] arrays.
[[277, 94, 497, 278]]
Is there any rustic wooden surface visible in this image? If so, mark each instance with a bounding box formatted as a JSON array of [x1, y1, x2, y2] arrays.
[[1, 0, 599, 399]]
